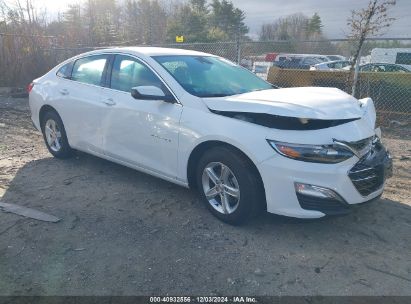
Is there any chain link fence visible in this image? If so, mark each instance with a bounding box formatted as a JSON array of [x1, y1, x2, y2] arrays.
[[1, 37, 410, 122]]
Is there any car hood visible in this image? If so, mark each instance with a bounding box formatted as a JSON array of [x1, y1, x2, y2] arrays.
[[202, 87, 363, 120]]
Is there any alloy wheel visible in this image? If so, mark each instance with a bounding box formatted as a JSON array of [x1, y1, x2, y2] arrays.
[[44, 119, 62, 152], [201, 162, 241, 214]]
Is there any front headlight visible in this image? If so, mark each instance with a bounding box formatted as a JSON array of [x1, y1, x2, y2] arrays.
[[267, 140, 354, 164]]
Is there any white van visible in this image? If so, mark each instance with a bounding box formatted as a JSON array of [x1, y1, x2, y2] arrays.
[[370, 48, 411, 70]]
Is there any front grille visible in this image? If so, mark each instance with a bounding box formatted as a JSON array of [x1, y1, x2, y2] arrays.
[[296, 193, 350, 215], [349, 161, 384, 196]]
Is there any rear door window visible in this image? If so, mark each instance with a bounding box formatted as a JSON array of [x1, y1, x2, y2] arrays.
[[361, 65, 371, 71], [386, 65, 407, 72], [303, 57, 320, 65], [395, 53, 411, 65], [71, 55, 109, 86]]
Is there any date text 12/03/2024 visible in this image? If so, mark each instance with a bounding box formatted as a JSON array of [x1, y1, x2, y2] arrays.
[[149, 296, 258, 303]]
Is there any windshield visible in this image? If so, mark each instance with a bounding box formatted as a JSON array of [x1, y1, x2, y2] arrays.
[[153, 55, 273, 97]]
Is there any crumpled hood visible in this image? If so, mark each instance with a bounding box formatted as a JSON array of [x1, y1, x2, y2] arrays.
[[203, 87, 363, 120]]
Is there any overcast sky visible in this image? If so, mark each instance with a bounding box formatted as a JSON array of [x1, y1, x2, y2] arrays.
[[6, 0, 411, 39], [232, 0, 411, 38]]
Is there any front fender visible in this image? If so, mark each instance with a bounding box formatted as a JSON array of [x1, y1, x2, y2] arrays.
[[177, 108, 273, 183]]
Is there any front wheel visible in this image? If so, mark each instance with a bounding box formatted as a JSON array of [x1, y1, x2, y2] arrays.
[[196, 147, 264, 225], [41, 111, 73, 158]]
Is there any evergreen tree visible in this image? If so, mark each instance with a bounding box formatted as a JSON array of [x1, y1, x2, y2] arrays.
[[166, 0, 247, 43], [166, 1, 209, 43], [209, 0, 248, 41], [307, 12, 323, 35]]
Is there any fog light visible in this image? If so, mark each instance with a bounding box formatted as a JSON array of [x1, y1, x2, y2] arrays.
[[294, 182, 342, 201]]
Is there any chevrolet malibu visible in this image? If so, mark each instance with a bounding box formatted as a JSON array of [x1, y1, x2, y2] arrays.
[[28, 47, 392, 224]]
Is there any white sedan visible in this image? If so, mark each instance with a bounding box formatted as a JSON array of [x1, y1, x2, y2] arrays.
[[28, 47, 392, 224], [310, 60, 352, 71]]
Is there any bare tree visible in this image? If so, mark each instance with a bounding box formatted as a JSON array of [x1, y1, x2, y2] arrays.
[[259, 13, 310, 41], [347, 0, 396, 96], [0, 0, 9, 21]]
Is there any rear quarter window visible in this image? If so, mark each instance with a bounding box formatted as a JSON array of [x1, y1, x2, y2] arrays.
[[56, 62, 73, 78]]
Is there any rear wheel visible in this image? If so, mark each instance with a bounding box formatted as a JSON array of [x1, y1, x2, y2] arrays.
[[196, 146, 263, 225], [41, 111, 73, 158]]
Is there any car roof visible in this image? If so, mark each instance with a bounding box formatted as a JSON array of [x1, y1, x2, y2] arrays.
[[363, 63, 398, 66], [277, 53, 325, 57], [78, 46, 214, 58], [314, 60, 349, 66], [360, 63, 410, 71]]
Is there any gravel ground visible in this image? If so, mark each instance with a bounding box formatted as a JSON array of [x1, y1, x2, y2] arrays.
[[0, 96, 410, 296]]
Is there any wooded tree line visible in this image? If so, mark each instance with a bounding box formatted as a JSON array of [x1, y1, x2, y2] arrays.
[[0, 0, 252, 46], [0, 0, 402, 88], [0, 0, 330, 46], [0, 0, 329, 87], [259, 13, 324, 41]]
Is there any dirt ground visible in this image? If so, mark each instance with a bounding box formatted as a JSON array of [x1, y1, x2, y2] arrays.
[[0, 96, 410, 296]]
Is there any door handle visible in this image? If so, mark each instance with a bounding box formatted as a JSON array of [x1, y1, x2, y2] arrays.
[[102, 98, 116, 106], [60, 89, 69, 95]]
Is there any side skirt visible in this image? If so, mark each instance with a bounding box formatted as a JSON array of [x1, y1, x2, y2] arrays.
[[73, 147, 190, 188]]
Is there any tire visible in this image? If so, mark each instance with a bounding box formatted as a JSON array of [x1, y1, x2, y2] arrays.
[[196, 146, 264, 225], [41, 111, 73, 159]]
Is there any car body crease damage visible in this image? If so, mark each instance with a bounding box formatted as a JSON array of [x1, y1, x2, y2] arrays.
[[209, 109, 360, 130]]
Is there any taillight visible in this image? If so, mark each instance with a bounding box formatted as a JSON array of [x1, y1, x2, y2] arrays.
[[27, 82, 34, 93]]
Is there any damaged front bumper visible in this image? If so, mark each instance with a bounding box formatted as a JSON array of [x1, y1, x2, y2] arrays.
[[258, 140, 392, 218], [296, 139, 392, 216], [348, 138, 392, 197], [259, 128, 393, 218], [255, 96, 392, 218]]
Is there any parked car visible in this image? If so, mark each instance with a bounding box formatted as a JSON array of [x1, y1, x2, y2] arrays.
[[273, 56, 326, 70], [29, 47, 392, 224], [252, 61, 273, 80], [324, 55, 346, 61], [371, 48, 411, 70], [310, 60, 352, 71], [274, 53, 329, 63], [360, 63, 410, 73]]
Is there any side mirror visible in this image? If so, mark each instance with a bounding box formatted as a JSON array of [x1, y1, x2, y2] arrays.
[[131, 86, 175, 103]]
